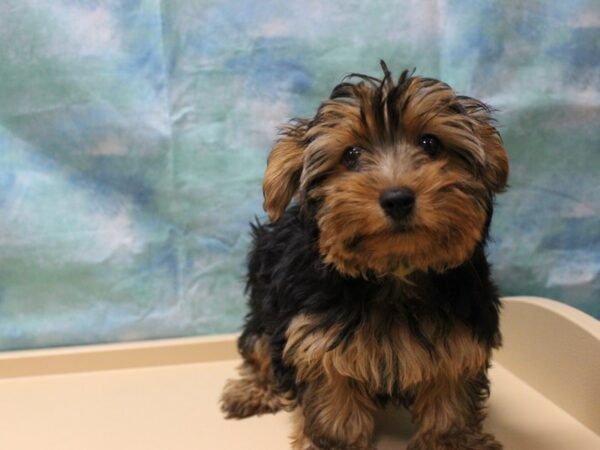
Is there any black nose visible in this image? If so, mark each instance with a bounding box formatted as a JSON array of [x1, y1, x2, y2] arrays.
[[379, 188, 415, 220]]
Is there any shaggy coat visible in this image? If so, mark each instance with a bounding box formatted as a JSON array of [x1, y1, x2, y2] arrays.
[[222, 62, 508, 450]]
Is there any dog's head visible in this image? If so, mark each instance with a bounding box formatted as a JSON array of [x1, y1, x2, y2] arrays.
[[262, 62, 508, 278]]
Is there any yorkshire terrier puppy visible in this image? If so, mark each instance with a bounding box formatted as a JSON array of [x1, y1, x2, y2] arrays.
[[221, 61, 509, 450]]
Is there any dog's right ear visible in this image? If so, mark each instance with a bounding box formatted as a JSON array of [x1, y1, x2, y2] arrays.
[[262, 119, 309, 222]]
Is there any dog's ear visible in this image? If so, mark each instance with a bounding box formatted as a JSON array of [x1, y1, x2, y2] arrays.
[[458, 97, 509, 193], [477, 122, 509, 193], [262, 119, 309, 222]]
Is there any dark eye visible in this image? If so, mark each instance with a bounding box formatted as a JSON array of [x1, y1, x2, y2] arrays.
[[342, 146, 363, 170], [418, 134, 442, 157]]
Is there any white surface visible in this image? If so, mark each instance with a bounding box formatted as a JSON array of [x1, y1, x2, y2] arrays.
[[0, 359, 599, 450], [497, 296, 600, 435]]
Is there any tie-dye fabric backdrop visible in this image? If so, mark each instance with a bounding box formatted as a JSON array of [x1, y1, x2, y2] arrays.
[[0, 0, 598, 350]]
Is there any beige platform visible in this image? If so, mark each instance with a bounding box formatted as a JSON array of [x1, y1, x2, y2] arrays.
[[0, 296, 598, 450]]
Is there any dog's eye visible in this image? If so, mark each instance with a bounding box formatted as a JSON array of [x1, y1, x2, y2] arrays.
[[342, 146, 363, 170], [418, 135, 442, 157]]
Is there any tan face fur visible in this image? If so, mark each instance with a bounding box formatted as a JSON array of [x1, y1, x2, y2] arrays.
[[263, 66, 508, 278]]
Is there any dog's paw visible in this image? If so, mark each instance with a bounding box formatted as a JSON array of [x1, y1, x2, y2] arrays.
[[293, 436, 376, 450], [293, 442, 375, 450], [408, 431, 502, 450], [220, 378, 283, 419]]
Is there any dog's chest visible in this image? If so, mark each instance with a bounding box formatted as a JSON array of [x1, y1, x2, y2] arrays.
[[285, 313, 488, 396], [326, 319, 439, 392]]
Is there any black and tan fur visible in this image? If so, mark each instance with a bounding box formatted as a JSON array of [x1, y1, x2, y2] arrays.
[[221, 62, 508, 450]]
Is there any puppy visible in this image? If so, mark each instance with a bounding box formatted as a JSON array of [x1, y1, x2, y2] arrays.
[[221, 61, 508, 450]]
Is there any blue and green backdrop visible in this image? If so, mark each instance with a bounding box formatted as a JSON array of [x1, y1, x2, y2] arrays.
[[0, 0, 598, 350]]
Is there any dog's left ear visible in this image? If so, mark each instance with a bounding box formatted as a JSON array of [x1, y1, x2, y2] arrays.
[[459, 97, 509, 193], [477, 123, 509, 193], [262, 120, 309, 222]]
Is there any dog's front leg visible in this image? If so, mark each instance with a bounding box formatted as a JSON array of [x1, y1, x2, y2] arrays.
[[291, 373, 377, 450], [407, 371, 502, 450]]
